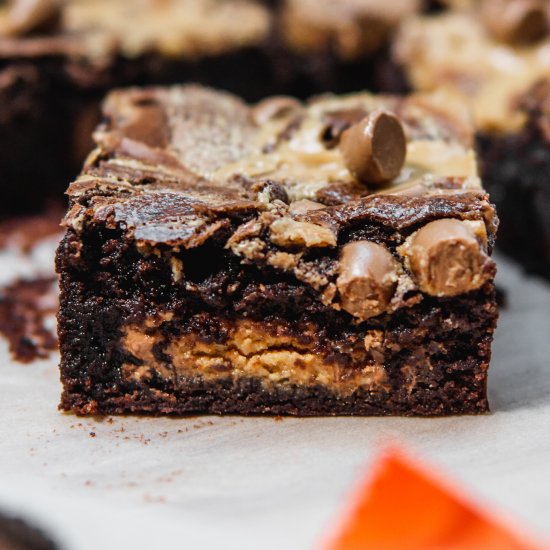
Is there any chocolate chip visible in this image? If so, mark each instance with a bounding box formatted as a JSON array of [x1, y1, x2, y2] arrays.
[[251, 96, 302, 126], [252, 180, 289, 204], [339, 110, 406, 186], [3, 0, 62, 36], [336, 241, 399, 320], [405, 219, 491, 297], [481, 0, 548, 45]]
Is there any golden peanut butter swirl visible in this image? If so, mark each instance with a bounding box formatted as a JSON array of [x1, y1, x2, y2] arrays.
[[214, 89, 480, 201], [78, 85, 481, 208]]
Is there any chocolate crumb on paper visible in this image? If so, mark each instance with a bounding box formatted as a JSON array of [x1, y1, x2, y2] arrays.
[[0, 276, 58, 363]]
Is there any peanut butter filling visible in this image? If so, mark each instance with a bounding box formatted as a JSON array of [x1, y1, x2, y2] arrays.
[[121, 319, 388, 395]]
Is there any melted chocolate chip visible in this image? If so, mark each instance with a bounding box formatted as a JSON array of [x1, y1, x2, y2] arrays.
[[406, 219, 491, 297], [336, 241, 398, 320]]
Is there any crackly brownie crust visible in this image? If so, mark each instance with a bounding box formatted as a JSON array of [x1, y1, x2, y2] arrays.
[[56, 85, 498, 416]]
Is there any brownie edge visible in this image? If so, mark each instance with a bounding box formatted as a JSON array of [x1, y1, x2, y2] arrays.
[[57, 84, 498, 417]]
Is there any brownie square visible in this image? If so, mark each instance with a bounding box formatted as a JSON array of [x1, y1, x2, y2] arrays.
[[392, 7, 550, 277], [56, 85, 498, 416]]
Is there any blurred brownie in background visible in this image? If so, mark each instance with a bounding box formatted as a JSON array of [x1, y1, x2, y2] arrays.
[[0, 0, 273, 215], [0, 0, 430, 217], [392, 0, 550, 277], [274, 0, 422, 95]]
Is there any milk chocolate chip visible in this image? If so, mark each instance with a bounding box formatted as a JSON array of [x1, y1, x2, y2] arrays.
[[339, 110, 406, 185], [406, 219, 491, 297], [3, 0, 62, 36], [481, 0, 548, 45], [337, 241, 399, 320]]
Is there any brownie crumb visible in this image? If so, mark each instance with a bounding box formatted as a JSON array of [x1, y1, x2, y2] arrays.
[[0, 276, 58, 363]]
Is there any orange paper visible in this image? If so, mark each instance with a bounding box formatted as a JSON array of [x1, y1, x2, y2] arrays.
[[324, 448, 546, 550]]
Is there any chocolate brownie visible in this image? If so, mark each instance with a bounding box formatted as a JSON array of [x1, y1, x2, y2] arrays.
[[392, 0, 550, 277], [273, 0, 422, 96], [56, 85, 498, 416]]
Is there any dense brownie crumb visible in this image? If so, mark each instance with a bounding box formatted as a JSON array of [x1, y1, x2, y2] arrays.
[[0, 513, 58, 550], [0, 277, 58, 363]]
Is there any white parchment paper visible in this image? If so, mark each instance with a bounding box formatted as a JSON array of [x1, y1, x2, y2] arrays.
[[0, 242, 549, 550]]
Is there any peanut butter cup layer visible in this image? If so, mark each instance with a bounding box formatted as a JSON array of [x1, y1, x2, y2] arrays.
[[392, 2, 550, 277], [57, 85, 498, 416]]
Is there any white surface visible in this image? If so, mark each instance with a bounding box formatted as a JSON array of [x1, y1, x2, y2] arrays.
[[0, 247, 549, 550]]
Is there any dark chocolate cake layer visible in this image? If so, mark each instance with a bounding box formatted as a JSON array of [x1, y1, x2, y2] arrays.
[[57, 85, 498, 416]]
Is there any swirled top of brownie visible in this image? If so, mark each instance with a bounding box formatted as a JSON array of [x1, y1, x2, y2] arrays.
[[62, 85, 497, 249]]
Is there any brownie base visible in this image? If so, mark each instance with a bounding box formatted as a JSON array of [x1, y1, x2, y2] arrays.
[[60, 373, 489, 417]]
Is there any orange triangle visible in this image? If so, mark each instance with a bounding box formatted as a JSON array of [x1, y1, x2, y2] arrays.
[[323, 448, 546, 550]]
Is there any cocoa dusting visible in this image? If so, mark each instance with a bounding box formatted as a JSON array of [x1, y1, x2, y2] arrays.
[[0, 276, 58, 362]]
